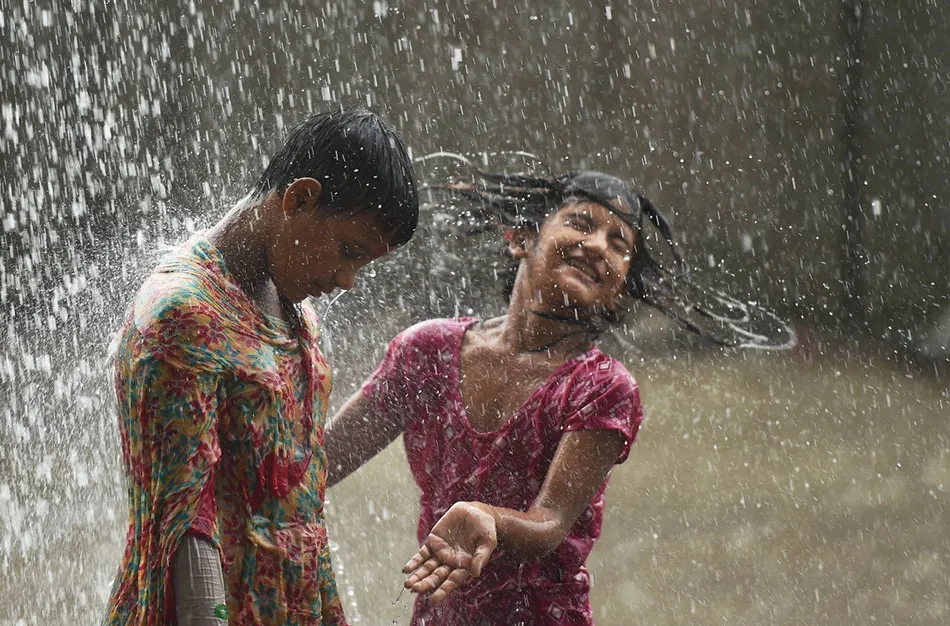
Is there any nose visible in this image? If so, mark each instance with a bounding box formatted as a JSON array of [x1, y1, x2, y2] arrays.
[[582, 228, 610, 255]]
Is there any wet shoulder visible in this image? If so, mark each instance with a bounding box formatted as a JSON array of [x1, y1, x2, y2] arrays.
[[392, 317, 476, 355], [132, 268, 218, 332], [131, 236, 226, 331], [565, 348, 640, 398]]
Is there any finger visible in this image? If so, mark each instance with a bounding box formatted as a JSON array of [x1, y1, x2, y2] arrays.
[[429, 569, 471, 604], [410, 564, 452, 594], [469, 540, 495, 578], [402, 544, 432, 573], [412, 564, 452, 594], [430, 568, 470, 604], [403, 556, 440, 588]]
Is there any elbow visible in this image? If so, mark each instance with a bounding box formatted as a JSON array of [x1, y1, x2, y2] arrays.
[[526, 537, 564, 560]]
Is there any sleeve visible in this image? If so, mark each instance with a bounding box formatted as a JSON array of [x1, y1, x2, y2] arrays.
[[561, 361, 644, 464], [186, 476, 217, 540], [126, 353, 224, 621], [359, 326, 418, 428], [172, 535, 227, 625]]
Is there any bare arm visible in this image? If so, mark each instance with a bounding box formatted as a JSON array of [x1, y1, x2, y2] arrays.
[[324, 389, 405, 488], [490, 428, 624, 556], [402, 428, 625, 601]]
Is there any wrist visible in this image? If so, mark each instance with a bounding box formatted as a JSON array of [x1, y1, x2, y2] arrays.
[[467, 501, 503, 545], [467, 501, 498, 521]]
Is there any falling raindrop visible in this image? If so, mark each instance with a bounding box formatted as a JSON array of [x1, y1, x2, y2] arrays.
[[0, 0, 947, 624]]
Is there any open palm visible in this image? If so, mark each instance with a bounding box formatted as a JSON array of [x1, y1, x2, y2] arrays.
[[402, 502, 498, 603]]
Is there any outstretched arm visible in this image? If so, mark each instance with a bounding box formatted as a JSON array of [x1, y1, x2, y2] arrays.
[[324, 389, 405, 488], [402, 428, 625, 602]]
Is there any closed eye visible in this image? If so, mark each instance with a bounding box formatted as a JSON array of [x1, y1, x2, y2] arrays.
[[565, 215, 596, 233], [610, 230, 632, 252], [341, 243, 368, 260]]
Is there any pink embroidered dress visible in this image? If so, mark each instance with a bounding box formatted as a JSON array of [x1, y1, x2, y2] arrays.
[[103, 236, 347, 626], [363, 318, 643, 625]]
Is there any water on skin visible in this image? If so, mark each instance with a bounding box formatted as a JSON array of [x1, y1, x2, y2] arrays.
[[3, 0, 949, 623], [1, 282, 948, 625]]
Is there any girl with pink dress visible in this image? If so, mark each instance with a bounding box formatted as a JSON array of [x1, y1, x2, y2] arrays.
[[325, 169, 662, 625], [326, 161, 793, 623]]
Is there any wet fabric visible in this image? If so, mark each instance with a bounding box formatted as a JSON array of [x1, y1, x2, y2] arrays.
[[173, 535, 227, 626], [103, 236, 346, 626], [363, 318, 643, 626]]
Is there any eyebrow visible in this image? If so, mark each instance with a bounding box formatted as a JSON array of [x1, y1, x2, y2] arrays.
[[568, 210, 630, 244]]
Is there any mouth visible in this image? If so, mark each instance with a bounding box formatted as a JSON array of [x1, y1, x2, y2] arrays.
[[563, 257, 601, 285]]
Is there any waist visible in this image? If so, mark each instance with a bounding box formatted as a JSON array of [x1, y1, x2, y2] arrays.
[[468, 559, 591, 596], [413, 571, 592, 626]]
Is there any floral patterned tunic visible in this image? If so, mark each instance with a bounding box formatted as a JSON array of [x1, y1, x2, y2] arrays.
[[103, 236, 347, 626], [363, 318, 643, 625]]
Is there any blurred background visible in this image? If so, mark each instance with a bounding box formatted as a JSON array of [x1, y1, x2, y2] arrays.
[[1, 0, 948, 624]]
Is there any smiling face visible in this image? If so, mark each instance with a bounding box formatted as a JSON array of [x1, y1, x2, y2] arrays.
[[513, 199, 638, 314]]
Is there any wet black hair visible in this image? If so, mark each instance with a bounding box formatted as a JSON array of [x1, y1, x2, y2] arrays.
[[254, 109, 419, 247], [433, 169, 683, 326], [418, 154, 797, 349]]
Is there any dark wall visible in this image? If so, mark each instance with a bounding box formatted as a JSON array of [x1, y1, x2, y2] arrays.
[[858, 0, 950, 342], [1, 0, 947, 352]]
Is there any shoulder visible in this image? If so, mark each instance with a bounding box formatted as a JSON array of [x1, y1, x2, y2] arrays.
[[559, 349, 642, 415], [132, 270, 214, 332], [390, 317, 475, 353], [559, 351, 644, 462], [131, 237, 224, 331], [127, 261, 235, 363], [574, 350, 639, 392]]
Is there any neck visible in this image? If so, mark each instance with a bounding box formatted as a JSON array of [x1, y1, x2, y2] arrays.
[[499, 283, 595, 357], [207, 194, 274, 303]]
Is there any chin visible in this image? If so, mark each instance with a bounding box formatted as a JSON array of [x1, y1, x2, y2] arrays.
[[548, 291, 602, 315], [281, 288, 310, 304]]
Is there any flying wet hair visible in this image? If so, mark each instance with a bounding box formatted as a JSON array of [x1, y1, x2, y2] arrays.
[[254, 108, 419, 247], [416, 153, 797, 350], [429, 169, 681, 308]]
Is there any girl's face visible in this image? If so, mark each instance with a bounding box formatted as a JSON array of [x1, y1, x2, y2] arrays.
[[264, 177, 394, 303], [269, 211, 392, 303], [516, 199, 637, 313]]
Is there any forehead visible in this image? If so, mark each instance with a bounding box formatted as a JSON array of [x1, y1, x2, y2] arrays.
[[332, 215, 394, 255], [554, 200, 638, 236]]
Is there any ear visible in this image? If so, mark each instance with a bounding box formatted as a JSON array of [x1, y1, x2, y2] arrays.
[[506, 228, 533, 260], [281, 178, 323, 217]]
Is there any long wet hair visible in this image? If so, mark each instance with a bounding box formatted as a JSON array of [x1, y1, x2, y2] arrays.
[[420, 157, 797, 350], [431, 169, 682, 328]]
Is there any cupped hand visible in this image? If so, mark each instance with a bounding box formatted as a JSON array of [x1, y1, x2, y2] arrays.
[[401, 501, 498, 604]]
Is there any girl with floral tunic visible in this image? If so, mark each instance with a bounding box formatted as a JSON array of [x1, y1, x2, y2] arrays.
[[103, 109, 418, 626], [325, 170, 660, 625]]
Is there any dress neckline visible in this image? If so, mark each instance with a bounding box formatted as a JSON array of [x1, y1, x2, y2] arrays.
[[451, 317, 596, 436], [190, 234, 296, 337]]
